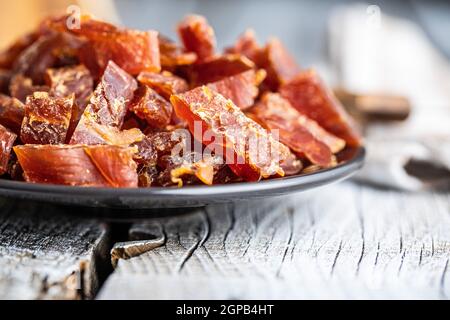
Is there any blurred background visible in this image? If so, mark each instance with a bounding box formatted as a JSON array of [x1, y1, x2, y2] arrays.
[[1, 0, 449, 64], [1, 0, 449, 190]]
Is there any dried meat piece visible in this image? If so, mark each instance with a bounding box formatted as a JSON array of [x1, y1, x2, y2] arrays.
[[177, 15, 216, 62], [147, 134, 229, 187], [9, 74, 50, 103], [226, 33, 299, 91], [12, 32, 83, 84], [0, 69, 12, 94], [137, 165, 159, 187], [0, 124, 17, 175], [305, 121, 346, 154], [69, 116, 144, 146], [171, 86, 296, 181], [83, 61, 137, 127], [258, 38, 300, 91], [159, 34, 197, 68], [6, 153, 24, 181], [280, 151, 303, 176], [14, 145, 104, 185], [70, 61, 138, 144], [121, 113, 147, 131], [167, 154, 220, 187], [148, 131, 190, 162], [44, 15, 160, 77], [334, 146, 360, 164], [206, 69, 265, 110], [0, 32, 39, 69], [225, 29, 261, 63], [137, 71, 189, 100], [14, 144, 137, 187], [280, 69, 362, 147], [80, 30, 160, 78], [128, 85, 173, 130], [46, 65, 94, 137], [20, 92, 74, 144], [133, 135, 158, 166], [154, 151, 223, 187], [45, 65, 93, 112], [212, 164, 241, 184], [84, 145, 138, 188], [144, 132, 198, 169], [133, 131, 190, 187], [0, 94, 25, 134], [248, 93, 345, 167], [185, 54, 255, 86]]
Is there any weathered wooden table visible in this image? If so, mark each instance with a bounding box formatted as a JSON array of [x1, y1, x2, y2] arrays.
[[0, 181, 449, 300]]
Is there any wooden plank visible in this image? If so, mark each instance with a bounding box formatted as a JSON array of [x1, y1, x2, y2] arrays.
[[98, 182, 450, 299], [0, 198, 110, 300]]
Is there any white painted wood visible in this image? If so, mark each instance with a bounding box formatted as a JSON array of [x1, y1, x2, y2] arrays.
[[98, 182, 450, 299], [0, 199, 110, 300]]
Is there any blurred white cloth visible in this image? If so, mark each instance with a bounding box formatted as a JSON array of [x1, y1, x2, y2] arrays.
[[328, 4, 450, 190]]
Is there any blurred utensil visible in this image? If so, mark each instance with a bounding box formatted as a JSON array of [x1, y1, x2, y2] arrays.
[[334, 88, 411, 123]]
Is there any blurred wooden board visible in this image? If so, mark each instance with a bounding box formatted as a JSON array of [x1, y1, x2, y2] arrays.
[[0, 199, 110, 300], [98, 182, 450, 299]]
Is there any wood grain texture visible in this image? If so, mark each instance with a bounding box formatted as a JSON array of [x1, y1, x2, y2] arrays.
[[98, 182, 450, 299], [0, 198, 110, 300]]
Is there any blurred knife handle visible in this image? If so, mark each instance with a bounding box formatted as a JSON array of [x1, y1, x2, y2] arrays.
[[334, 88, 411, 123]]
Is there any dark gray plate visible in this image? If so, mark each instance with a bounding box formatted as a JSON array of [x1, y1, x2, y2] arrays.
[[0, 147, 365, 209]]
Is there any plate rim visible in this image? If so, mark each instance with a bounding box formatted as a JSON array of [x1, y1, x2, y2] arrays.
[[0, 147, 365, 198]]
